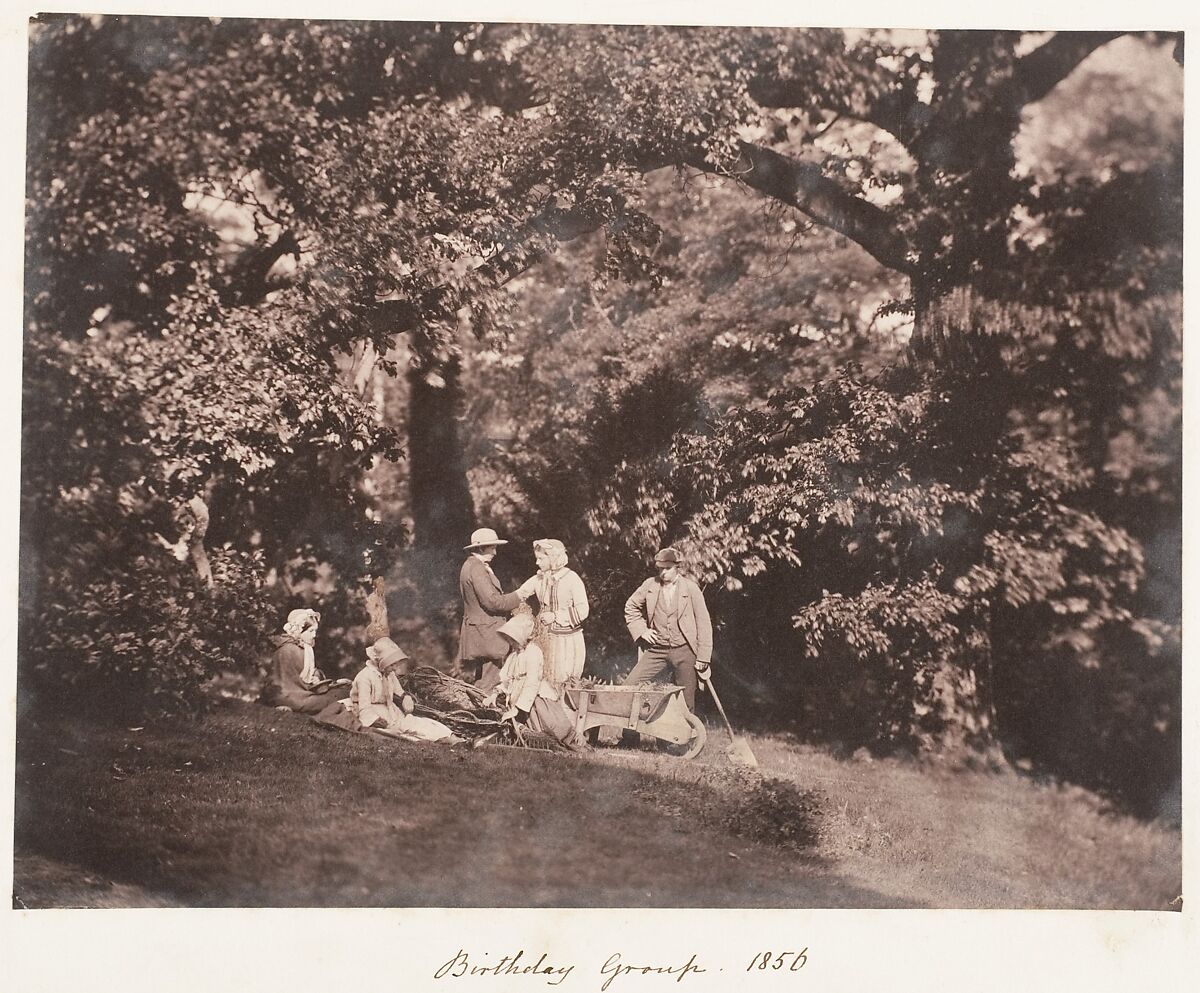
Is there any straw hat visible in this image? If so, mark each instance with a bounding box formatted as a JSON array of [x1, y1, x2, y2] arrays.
[[464, 527, 508, 550]]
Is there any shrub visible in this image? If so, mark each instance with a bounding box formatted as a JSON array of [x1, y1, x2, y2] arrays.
[[27, 548, 272, 721], [726, 776, 824, 852], [19, 308, 400, 722]]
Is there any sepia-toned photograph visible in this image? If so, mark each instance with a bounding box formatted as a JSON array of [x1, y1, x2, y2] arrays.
[[10, 6, 1183, 932]]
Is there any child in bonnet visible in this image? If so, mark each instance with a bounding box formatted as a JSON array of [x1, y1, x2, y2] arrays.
[[351, 637, 460, 743]]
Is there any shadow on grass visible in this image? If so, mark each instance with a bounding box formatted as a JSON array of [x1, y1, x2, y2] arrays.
[[14, 698, 921, 909]]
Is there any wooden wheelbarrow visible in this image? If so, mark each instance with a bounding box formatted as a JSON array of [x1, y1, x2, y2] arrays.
[[564, 683, 707, 758]]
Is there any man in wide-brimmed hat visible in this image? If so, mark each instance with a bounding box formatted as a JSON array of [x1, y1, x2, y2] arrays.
[[622, 547, 713, 711], [457, 527, 536, 690]]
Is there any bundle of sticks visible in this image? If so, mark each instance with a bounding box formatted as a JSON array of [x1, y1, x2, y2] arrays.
[[397, 666, 571, 752]]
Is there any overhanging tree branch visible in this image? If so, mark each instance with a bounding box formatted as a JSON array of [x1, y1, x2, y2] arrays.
[[683, 140, 916, 277], [372, 137, 917, 342], [366, 31, 1139, 321], [370, 202, 605, 333], [749, 31, 1133, 156], [748, 74, 917, 150], [1008, 31, 1128, 108], [912, 31, 1131, 163]]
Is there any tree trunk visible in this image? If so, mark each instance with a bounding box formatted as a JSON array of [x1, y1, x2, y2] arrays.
[[365, 576, 391, 640], [349, 341, 378, 398], [406, 356, 476, 600], [185, 494, 213, 587], [910, 278, 974, 364]]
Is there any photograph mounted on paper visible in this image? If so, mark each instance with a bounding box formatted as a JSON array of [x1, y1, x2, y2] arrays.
[[14, 15, 1182, 910]]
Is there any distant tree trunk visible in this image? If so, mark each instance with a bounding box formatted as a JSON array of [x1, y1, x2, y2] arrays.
[[910, 282, 1013, 371], [365, 576, 391, 640], [911, 279, 970, 364], [406, 355, 475, 600], [185, 495, 213, 587], [910, 275, 938, 360], [350, 340, 379, 398]]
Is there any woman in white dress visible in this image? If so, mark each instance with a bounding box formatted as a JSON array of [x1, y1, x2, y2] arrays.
[[527, 538, 589, 684]]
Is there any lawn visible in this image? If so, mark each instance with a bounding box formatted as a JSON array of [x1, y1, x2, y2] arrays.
[[12, 698, 1180, 910]]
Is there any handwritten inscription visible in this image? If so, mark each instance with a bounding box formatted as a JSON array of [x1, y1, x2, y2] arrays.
[[599, 953, 706, 991], [433, 946, 808, 988], [746, 950, 808, 972], [435, 949, 574, 986]]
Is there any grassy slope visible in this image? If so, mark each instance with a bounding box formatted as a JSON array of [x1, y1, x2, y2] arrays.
[[744, 736, 1181, 910], [12, 699, 1180, 909]]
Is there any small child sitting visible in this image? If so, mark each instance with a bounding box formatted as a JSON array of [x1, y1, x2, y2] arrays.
[[351, 637, 459, 743]]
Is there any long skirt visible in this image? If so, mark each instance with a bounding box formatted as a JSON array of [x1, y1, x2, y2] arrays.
[[276, 684, 350, 715], [542, 629, 586, 683]]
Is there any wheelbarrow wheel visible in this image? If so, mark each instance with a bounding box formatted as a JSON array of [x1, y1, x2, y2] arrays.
[[661, 711, 706, 759]]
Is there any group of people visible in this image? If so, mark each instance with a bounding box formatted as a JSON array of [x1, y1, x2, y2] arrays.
[[456, 527, 714, 742], [261, 525, 714, 749]]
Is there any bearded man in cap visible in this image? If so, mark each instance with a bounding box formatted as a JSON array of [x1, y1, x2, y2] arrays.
[[457, 527, 537, 690], [622, 547, 713, 711]]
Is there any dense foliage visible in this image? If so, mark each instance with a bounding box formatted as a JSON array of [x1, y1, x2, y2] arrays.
[[21, 298, 401, 713], [456, 30, 1181, 815]]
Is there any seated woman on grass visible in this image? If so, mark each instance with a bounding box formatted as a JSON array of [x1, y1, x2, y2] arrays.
[[261, 608, 350, 715], [351, 637, 460, 743], [493, 607, 584, 750]]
